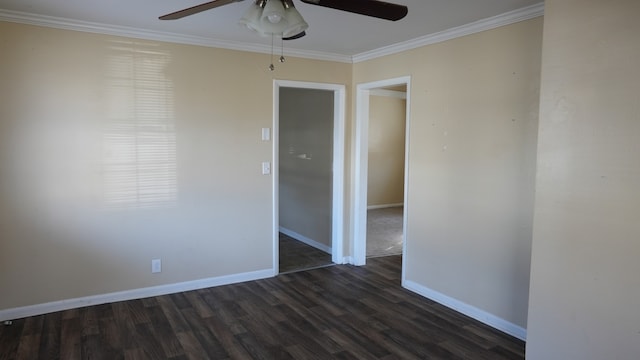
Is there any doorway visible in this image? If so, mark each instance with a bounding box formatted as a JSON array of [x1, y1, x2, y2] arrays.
[[354, 77, 411, 270], [273, 81, 345, 274], [366, 87, 407, 258]]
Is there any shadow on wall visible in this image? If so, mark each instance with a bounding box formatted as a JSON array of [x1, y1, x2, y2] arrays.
[[0, 39, 180, 310]]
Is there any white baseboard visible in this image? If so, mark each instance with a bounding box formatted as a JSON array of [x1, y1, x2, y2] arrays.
[[0, 269, 273, 322], [279, 227, 332, 254], [403, 279, 527, 341], [367, 203, 404, 210]]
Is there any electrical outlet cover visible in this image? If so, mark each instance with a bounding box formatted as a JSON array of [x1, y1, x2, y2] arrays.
[[151, 259, 161, 273]]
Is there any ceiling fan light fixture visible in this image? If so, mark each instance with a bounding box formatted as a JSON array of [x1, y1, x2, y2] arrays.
[[238, 2, 263, 33], [261, 0, 287, 24], [282, 6, 308, 38], [254, 20, 289, 35], [237, 0, 308, 38]]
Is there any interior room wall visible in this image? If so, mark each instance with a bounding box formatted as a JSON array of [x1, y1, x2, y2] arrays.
[[279, 87, 334, 249], [353, 17, 543, 331], [526, 0, 640, 358], [367, 94, 406, 207], [0, 13, 549, 338], [0, 21, 351, 312]]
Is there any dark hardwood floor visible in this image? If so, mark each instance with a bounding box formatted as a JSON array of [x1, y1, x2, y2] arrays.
[[0, 256, 525, 359], [279, 232, 332, 274]]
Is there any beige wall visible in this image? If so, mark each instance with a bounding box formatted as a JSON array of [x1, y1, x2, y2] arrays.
[[6, 6, 637, 351], [0, 15, 548, 338], [367, 94, 406, 207], [353, 18, 542, 328], [279, 87, 334, 248], [0, 21, 351, 310], [526, 0, 640, 358]]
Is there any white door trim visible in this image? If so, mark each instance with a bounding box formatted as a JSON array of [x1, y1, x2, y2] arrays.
[[272, 80, 346, 273], [353, 76, 411, 274]]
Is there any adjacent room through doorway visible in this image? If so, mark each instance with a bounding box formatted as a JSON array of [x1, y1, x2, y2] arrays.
[[274, 81, 346, 274], [365, 85, 407, 258], [354, 77, 410, 268]]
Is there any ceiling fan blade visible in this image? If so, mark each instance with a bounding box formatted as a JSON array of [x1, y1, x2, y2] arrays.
[[160, 0, 241, 20], [300, 0, 407, 21], [283, 31, 307, 40]]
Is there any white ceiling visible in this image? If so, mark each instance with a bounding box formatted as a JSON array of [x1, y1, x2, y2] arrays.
[[0, 0, 542, 60]]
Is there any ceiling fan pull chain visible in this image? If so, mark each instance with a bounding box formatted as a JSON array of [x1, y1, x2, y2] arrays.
[[280, 36, 286, 63], [269, 34, 275, 71]]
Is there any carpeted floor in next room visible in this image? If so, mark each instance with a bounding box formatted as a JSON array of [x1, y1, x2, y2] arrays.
[[367, 206, 404, 258]]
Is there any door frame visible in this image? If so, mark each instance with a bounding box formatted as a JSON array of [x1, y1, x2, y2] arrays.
[[272, 80, 346, 274], [353, 76, 411, 270]]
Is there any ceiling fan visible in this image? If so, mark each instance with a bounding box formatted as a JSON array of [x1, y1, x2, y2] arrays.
[[159, 0, 408, 40]]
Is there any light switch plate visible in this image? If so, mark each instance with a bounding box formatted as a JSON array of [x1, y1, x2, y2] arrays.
[[262, 161, 271, 175], [261, 128, 270, 141]]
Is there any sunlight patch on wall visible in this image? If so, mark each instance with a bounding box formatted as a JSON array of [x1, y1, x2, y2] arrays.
[[103, 40, 177, 209]]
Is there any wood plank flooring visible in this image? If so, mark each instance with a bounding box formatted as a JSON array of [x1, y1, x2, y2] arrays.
[[279, 232, 333, 274], [0, 256, 525, 359]]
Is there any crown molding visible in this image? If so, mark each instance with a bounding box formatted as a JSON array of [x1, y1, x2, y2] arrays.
[[0, 9, 352, 63], [0, 3, 543, 65], [352, 2, 544, 63]]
